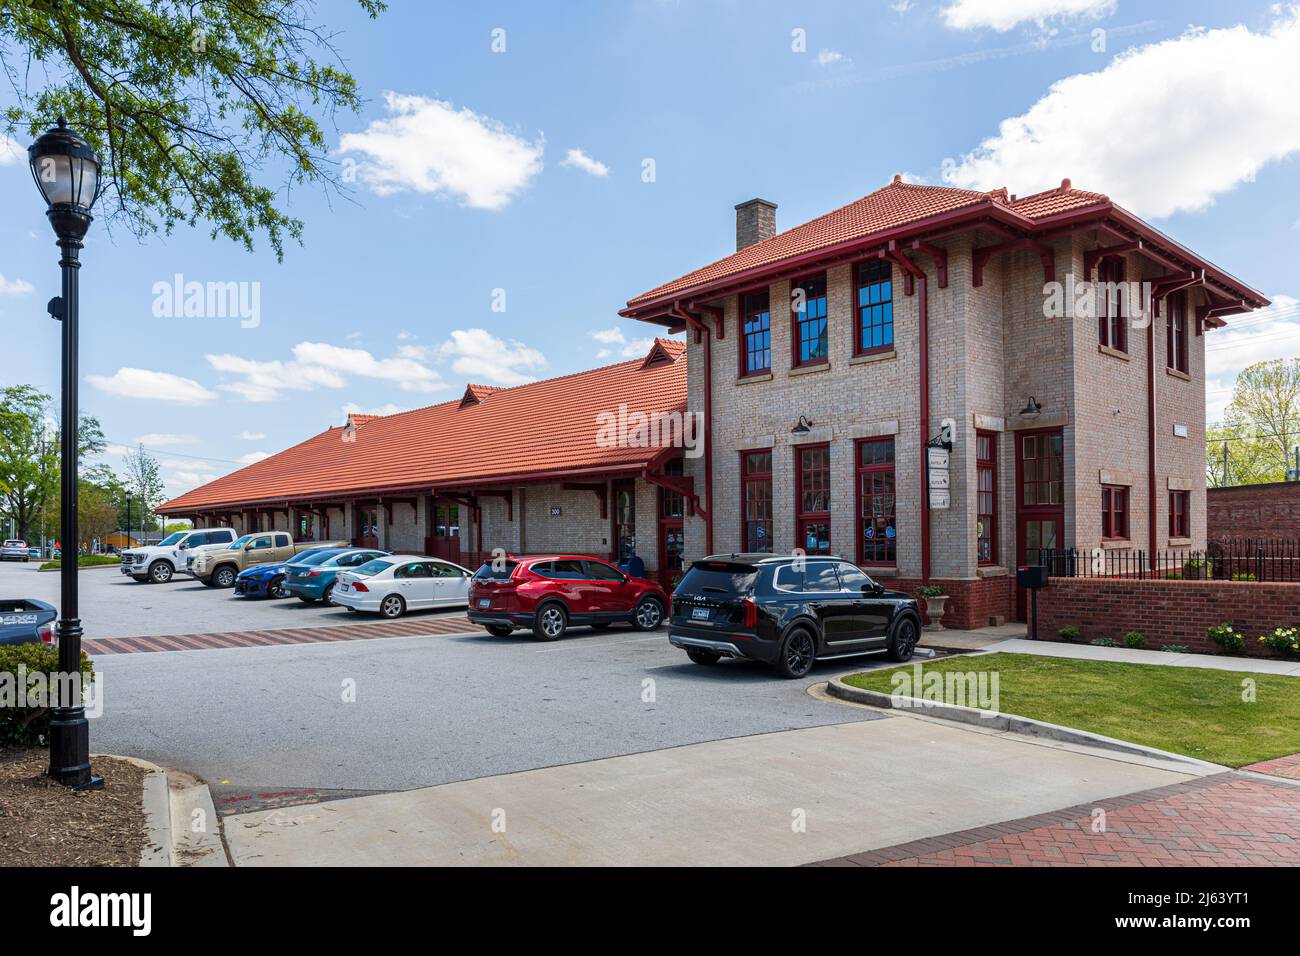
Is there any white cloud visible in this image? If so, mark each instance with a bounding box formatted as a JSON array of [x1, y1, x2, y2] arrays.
[[0, 134, 22, 165], [816, 49, 846, 66], [206, 353, 345, 402], [86, 368, 219, 405], [236, 430, 265, 441], [559, 148, 610, 178], [941, 0, 1115, 32], [340, 92, 544, 210], [1206, 294, 1300, 422], [238, 451, 271, 465], [0, 274, 34, 296], [135, 433, 199, 447], [943, 11, 1300, 219], [290, 342, 444, 393], [437, 328, 547, 386], [890, 0, 916, 15], [588, 326, 657, 360], [341, 401, 406, 419], [166, 469, 220, 491], [207, 341, 444, 402]]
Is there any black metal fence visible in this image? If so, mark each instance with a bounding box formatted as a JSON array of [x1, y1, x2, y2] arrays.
[[1043, 539, 1300, 582]]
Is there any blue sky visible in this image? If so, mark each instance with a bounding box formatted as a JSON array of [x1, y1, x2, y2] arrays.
[[2, 0, 1298, 497]]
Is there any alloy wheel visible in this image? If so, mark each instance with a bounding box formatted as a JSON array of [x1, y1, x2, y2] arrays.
[[541, 606, 565, 638], [381, 595, 403, 618], [636, 599, 662, 630], [786, 631, 814, 675]]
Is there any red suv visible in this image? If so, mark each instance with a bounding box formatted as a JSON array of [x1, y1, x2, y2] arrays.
[[468, 555, 669, 641]]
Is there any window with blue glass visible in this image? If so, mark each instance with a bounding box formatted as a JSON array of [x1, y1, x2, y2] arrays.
[[856, 259, 893, 354], [741, 290, 771, 376], [792, 273, 828, 367]]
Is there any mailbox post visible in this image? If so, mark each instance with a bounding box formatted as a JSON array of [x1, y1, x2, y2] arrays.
[[1016, 564, 1049, 641]]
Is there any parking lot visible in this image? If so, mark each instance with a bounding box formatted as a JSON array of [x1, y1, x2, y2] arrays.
[[0, 559, 466, 638]]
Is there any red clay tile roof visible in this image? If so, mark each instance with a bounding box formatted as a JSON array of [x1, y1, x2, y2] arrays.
[[159, 340, 687, 513], [625, 177, 1110, 308]]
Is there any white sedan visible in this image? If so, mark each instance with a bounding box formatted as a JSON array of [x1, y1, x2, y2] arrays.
[[333, 555, 472, 619]]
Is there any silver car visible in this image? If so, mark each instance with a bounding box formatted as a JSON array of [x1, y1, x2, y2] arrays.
[[1, 539, 30, 563]]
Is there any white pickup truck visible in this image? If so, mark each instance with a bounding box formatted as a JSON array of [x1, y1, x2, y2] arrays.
[[119, 527, 238, 583]]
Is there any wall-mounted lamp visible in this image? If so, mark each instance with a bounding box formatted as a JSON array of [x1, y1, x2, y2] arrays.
[[1019, 397, 1042, 419], [791, 415, 814, 435]]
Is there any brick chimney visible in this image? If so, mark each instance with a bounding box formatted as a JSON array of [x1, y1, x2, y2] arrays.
[[735, 198, 777, 251]]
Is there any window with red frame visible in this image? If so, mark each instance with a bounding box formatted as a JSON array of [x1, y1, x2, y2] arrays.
[[856, 437, 896, 564], [791, 273, 828, 367], [740, 290, 771, 376], [796, 444, 831, 554], [976, 431, 997, 564], [1098, 257, 1127, 353], [1102, 485, 1129, 540], [1169, 490, 1190, 539], [1167, 290, 1189, 374], [855, 259, 893, 354], [741, 450, 773, 552]]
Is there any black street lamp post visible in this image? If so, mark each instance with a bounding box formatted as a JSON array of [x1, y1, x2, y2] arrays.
[[29, 118, 103, 790]]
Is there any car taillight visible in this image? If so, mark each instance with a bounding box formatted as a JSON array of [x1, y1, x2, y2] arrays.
[[351, 581, 368, 592], [306, 570, 320, 577], [741, 597, 758, 630], [38, 623, 54, 644]]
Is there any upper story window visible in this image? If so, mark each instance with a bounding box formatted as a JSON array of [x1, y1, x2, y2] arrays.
[[856, 259, 893, 354], [741, 450, 773, 552], [1102, 485, 1129, 540], [1098, 256, 1127, 353], [660, 458, 684, 519], [791, 273, 828, 367], [740, 290, 771, 376], [1167, 291, 1189, 374]]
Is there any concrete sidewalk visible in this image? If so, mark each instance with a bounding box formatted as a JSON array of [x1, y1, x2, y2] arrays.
[[977, 638, 1300, 675], [224, 715, 1204, 866]]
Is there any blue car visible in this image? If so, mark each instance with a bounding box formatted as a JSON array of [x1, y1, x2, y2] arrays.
[[233, 546, 346, 599], [284, 548, 389, 605], [1, 598, 57, 646]]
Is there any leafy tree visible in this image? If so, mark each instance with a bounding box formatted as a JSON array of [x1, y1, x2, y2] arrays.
[[1, 0, 385, 259], [1210, 359, 1300, 486], [120, 444, 165, 532]]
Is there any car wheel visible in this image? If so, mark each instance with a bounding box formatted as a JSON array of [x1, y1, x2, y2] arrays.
[[380, 594, 405, 619], [533, 602, 568, 641], [776, 627, 816, 679], [213, 566, 237, 589], [486, 624, 512, 637], [297, 594, 318, 604], [268, 576, 287, 599], [632, 596, 665, 632], [323, 583, 337, 606], [886, 616, 920, 663], [686, 648, 721, 666], [148, 561, 173, 584]]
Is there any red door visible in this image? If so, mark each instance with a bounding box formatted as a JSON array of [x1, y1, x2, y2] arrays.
[[354, 503, 379, 549], [425, 499, 462, 564], [1015, 429, 1064, 620]]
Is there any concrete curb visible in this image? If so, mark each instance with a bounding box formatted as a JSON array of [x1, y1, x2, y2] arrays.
[[825, 678, 1221, 769], [37, 563, 121, 572], [100, 755, 229, 867]]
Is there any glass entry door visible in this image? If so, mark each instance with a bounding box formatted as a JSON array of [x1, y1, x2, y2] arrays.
[[1015, 429, 1064, 620]]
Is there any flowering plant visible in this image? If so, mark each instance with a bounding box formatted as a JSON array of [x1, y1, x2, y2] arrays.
[[1258, 627, 1300, 657]]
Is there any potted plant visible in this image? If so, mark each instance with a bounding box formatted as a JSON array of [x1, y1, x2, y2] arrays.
[[917, 584, 948, 630], [1182, 559, 1206, 580]]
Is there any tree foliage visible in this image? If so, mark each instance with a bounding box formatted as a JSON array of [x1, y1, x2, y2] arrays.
[[1208, 358, 1300, 487], [1, 0, 385, 259]]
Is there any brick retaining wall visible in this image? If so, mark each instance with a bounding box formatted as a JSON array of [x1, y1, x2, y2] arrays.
[[1037, 576, 1300, 657], [892, 575, 1015, 630], [1208, 482, 1300, 543]]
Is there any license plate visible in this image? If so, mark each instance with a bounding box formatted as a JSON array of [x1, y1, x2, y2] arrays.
[[478, 598, 491, 608], [691, 607, 711, 621], [338, 582, 349, 591]]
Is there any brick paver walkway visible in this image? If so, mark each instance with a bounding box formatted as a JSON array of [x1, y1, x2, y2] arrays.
[[1242, 752, 1300, 781], [83, 613, 479, 655], [811, 773, 1300, 866]]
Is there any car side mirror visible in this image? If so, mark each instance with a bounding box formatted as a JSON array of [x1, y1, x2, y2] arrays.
[[862, 581, 884, 595], [179, 542, 189, 550]]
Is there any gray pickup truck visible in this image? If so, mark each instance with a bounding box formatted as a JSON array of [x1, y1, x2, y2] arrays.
[[0, 598, 57, 646]]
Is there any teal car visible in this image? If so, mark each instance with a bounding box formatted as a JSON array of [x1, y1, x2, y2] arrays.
[[284, 548, 389, 605]]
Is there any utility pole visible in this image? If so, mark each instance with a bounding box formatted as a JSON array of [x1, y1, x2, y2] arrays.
[[1222, 441, 1229, 487]]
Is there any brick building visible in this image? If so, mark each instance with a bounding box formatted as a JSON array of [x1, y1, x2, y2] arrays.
[[1208, 481, 1300, 543], [620, 177, 1268, 626], [157, 340, 693, 587]]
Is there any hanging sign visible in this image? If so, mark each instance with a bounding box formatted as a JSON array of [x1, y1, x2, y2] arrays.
[[926, 445, 951, 510]]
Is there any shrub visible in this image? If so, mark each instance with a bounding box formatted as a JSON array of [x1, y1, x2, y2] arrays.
[[1207, 623, 1245, 655], [1230, 572, 1258, 582], [0, 643, 95, 748], [1057, 625, 1080, 643], [1258, 627, 1300, 658], [1090, 637, 1118, 647], [1182, 560, 1206, 580], [1123, 631, 1146, 649], [1161, 645, 1189, 654], [916, 584, 946, 598]]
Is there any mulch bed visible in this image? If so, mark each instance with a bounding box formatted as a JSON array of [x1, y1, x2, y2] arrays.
[[0, 749, 148, 866]]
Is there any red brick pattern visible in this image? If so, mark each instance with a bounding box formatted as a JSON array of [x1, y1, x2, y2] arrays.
[[1208, 482, 1300, 543], [891, 576, 1015, 630], [812, 774, 1300, 867], [1242, 752, 1300, 781], [84, 614, 480, 655], [1037, 576, 1300, 656]]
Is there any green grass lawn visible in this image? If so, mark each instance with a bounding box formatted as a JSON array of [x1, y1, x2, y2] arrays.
[[842, 652, 1300, 768], [39, 555, 119, 570]]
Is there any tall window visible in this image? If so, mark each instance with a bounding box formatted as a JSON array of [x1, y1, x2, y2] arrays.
[[792, 273, 828, 367], [660, 458, 684, 519], [741, 290, 771, 376], [796, 444, 831, 554], [741, 450, 773, 552], [1102, 485, 1129, 540], [857, 438, 896, 564], [1167, 291, 1189, 374], [1169, 490, 1190, 539], [856, 259, 893, 354], [1098, 256, 1127, 352], [976, 431, 997, 564], [1021, 433, 1063, 506]]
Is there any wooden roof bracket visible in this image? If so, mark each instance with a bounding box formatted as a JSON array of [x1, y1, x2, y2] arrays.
[[561, 482, 609, 520]]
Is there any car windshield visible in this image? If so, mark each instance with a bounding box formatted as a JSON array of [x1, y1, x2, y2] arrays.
[[157, 532, 186, 547], [473, 561, 518, 582], [675, 562, 758, 596], [228, 534, 256, 549], [296, 550, 339, 567], [351, 558, 396, 577]]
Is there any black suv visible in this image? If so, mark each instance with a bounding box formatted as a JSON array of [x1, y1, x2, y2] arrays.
[[668, 554, 922, 679]]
